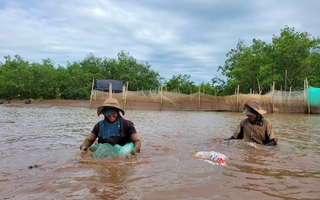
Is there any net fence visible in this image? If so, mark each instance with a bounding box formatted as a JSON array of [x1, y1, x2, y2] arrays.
[[89, 86, 320, 114]]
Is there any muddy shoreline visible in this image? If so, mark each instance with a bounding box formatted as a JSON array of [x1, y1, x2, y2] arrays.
[[2, 100, 91, 108]]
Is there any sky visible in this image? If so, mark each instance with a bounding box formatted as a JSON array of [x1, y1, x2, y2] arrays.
[[1, 0, 319, 84]]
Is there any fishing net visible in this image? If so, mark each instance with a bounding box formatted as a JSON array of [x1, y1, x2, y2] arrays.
[[89, 142, 134, 159], [89, 81, 320, 113]]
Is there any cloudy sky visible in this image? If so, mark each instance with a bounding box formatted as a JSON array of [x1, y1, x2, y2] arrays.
[[1, 0, 319, 84]]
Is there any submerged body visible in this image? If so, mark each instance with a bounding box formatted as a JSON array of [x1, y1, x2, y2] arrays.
[[233, 117, 277, 145], [80, 98, 141, 155], [226, 101, 277, 146]]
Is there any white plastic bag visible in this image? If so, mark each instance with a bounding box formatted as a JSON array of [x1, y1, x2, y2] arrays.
[[195, 151, 227, 166]]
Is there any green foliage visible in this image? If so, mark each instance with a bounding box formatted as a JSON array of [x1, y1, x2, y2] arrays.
[[164, 74, 198, 94], [218, 26, 320, 94], [200, 82, 215, 95], [0, 51, 162, 100], [115, 51, 160, 91], [0, 55, 33, 99]]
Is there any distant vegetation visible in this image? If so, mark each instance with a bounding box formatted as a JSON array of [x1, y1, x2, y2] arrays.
[[0, 26, 319, 100], [217, 26, 320, 95]]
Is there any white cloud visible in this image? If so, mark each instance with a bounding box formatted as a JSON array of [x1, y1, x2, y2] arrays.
[[1, 0, 319, 83]]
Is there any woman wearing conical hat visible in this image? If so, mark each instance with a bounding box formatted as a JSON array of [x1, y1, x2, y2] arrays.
[[225, 101, 278, 146], [80, 98, 141, 154]]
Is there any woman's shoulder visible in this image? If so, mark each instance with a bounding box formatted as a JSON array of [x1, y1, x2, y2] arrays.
[[262, 118, 274, 125], [240, 118, 249, 123], [262, 118, 271, 123], [121, 117, 134, 125], [239, 118, 249, 126]]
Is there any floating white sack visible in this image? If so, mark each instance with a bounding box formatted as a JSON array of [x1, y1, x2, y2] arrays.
[[194, 151, 227, 166]]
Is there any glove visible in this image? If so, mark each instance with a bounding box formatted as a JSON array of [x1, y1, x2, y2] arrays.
[[265, 139, 276, 146], [130, 133, 141, 155], [80, 144, 88, 151], [79, 133, 97, 151], [131, 147, 139, 155], [224, 136, 235, 141]]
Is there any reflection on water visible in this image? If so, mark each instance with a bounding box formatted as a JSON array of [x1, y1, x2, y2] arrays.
[[0, 105, 319, 200]]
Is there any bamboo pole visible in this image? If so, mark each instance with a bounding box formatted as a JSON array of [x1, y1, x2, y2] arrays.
[[89, 79, 94, 107], [280, 85, 282, 107], [285, 70, 287, 91], [123, 82, 128, 109], [160, 85, 163, 111], [304, 79, 306, 99], [109, 83, 112, 98], [257, 78, 261, 94], [236, 85, 239, 111], [288, 86, 291, 105], [234, 88, 237, 112], [122, 85, 125, 99], [215, 89, 218, 111], [304, 79, 307, 113], [306, 78, 310, 114], [272, 81, 275, 113], [198, 84, 201, 110]]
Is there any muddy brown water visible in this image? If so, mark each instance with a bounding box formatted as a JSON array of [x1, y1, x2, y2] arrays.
[[0, 105, 319, 200]]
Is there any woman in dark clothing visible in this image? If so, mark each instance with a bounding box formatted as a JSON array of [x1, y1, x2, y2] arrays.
[[80, 98, 141, 154]]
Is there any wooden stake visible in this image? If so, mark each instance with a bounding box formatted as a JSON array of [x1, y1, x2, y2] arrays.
[[236, 85, 239, 111], [109, 83, 112, 98], [198, 84, 201, 110], [272, 81, 275, 113], [306, 78, 310, 114], [257, 78, 261, 94], [89, 79, 94, 107]]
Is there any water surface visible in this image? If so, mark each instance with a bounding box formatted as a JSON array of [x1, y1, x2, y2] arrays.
[[0, 105, 319, 200]]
